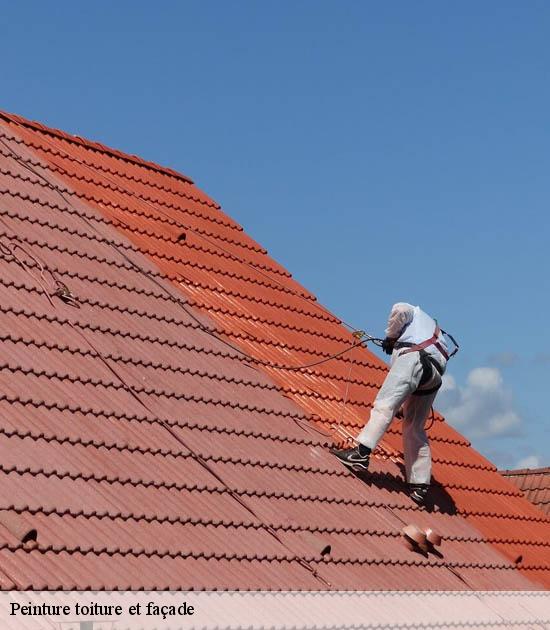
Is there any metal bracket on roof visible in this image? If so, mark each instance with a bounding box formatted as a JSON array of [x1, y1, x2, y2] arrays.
[[54, 281, 80, 308]]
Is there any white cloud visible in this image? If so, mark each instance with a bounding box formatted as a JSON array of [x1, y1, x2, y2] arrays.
[[467, 367, 502, 389], [515, 455, 541, 469], [437, 367, 522, 439]]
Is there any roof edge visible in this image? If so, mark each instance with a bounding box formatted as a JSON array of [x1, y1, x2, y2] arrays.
[[500, 466, 550, 476], [0, 109, 194, 186]]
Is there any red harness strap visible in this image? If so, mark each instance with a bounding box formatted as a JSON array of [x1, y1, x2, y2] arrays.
[[399, 325, 450, 361]]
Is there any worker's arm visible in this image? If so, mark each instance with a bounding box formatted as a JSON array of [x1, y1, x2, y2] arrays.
[[382, 303, 414, 354]]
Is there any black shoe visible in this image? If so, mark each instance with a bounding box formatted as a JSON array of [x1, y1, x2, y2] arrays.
[[409, 483, 429, 506], [331, 444, 371, 472]]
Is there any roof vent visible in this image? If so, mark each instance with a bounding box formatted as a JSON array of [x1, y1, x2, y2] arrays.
[[402, 525, 443, 556], [425, 528, 442, 547], [402, 524, 428, 555], [0, 510, 37, 544]]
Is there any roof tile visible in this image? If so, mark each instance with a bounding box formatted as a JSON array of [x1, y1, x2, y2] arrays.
[[501, 468, 550, 515]]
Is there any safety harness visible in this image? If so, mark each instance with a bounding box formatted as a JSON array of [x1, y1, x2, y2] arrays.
[[395, 324, 459, 396]]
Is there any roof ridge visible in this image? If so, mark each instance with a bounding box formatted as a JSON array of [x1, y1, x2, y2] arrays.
[[501, 467, 550, 476], [0, 109, 195, 186]]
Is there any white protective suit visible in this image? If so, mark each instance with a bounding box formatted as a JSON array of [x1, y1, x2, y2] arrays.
[[357, 303, 448, 485]]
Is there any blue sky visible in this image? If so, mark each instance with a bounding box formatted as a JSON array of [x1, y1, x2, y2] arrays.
[[2, 1, 548, 469]]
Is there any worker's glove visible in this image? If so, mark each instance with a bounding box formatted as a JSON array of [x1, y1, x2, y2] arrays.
[[382, 337, 396, 355]]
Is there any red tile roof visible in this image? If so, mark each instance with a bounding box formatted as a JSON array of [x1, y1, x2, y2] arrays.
[[0, 110, 548, 590], [501, 468, 550, 516]]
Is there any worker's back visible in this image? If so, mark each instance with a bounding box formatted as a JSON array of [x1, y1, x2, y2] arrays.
[[397, 305, 448, 363]]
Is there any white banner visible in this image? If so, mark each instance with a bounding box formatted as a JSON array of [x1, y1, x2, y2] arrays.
[[1, 591, 549, 630]]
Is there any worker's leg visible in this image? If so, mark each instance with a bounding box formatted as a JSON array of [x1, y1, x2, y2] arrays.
[[401, 391, 437, 485], [357, 352, 423, 450]]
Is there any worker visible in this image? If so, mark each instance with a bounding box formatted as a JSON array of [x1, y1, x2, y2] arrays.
[[332, 303, 449, 506]]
